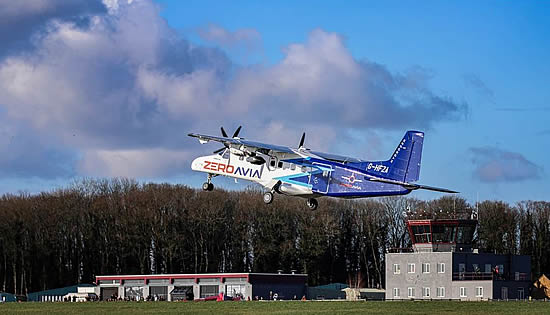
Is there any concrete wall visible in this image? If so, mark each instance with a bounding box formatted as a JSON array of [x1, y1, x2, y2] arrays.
[[450, 280, 492, 301], [385, 252, 453, 300]]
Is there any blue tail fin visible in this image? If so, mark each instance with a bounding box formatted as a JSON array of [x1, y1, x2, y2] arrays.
[[361, 131, 424, 182]]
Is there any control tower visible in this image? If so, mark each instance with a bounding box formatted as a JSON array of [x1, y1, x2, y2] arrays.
[[385, 218, 531, 301], [407, 219, 477, 253]]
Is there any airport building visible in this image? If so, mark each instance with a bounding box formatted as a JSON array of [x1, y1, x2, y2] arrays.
[[27, 284, 97, 302], [95, 272, 307, 301], [0, 292, 16, 302], [385, 219, 531, 301]]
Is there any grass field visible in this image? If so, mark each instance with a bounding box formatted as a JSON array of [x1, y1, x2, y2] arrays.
[[1, 300, 550, 315]]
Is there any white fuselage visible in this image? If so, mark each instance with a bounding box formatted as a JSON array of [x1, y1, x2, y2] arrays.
[[191, 151, 316, 197]]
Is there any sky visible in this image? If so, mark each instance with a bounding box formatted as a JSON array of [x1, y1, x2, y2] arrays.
[[0, 0, 548, 203]]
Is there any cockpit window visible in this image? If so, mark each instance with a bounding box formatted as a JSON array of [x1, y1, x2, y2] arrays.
[[221, 149, 230, 159]]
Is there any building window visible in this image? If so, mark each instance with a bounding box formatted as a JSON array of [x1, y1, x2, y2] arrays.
[[473, 264, 480, 273], [460, 287, 467, 297], [422, 287, 430, 298], [436, 287, 445, 298], [393, 288, 400, 298], [408, 263, 416, 273], [437, 263, 445, 273], [476, 287, 483, 297], [393, 264, 401, 274], [485, 264, 491, 273], [408, 287, 415, 298], [422, 263, 430, 273]]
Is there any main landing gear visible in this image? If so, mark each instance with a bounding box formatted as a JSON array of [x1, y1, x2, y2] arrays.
[[261, 191, 318, 211], [202, 174, 214, 191], [263, 191, 274, 204], [306, 198, 318, 211]]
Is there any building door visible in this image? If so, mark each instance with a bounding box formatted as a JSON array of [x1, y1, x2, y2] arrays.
[[501, 287, 508, 300], [518, 288, 524, 300], [459, 263, 465, 280], [100, 287, 118, 301], [150, 286, 168, 301], [226, 284, 246, 298], [170, 286, 193, 301]]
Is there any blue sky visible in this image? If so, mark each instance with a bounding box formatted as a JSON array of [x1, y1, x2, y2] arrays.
[[0, 0, 548, 203]]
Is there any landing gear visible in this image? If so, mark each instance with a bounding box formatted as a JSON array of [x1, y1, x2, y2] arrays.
[[306, 198, 318, 210], [202, 182, 213, 191], [202, 174, 214, 191], [263, 191, 274, 204]]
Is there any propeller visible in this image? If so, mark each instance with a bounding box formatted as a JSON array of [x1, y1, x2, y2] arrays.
[[298, 132, 306, 149], [232, 126, 242, 138], [213, 147, 225, 154], [220, 127, 228, 138], [213, 125, 243, 154]]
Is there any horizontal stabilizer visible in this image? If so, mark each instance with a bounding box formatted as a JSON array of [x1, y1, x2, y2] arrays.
[[366, 176, 458, 194], [408, 184, 458, 194]]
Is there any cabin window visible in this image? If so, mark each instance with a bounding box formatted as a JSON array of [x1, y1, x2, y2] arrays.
[[290, 164, 296, 171], [239, 156, 244, 161], [278, 161, 283, 168], [270, 160, 276, 167]]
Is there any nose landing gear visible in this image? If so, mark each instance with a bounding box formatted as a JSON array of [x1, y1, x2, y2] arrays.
[[202, 174, 214, 191], [202, 182, 214, 191]]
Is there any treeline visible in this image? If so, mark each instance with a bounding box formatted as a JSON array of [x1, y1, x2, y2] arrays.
[[0, 178, 549, 295]]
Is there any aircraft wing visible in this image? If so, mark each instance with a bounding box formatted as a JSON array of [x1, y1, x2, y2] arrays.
[[308, 151, 364, 163], [188, 133, 296, 155], [366, 175, 458, 193]]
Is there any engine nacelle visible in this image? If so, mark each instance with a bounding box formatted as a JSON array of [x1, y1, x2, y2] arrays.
[[230, 148, 246, 156], [246, 155, 266, 165]]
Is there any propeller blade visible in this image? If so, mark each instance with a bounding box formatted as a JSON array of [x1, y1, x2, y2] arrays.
[[232, 126, 242, 138], [220, 127, 228, 138], [299, 132, 305, 148], [213, 147, 225, 154]]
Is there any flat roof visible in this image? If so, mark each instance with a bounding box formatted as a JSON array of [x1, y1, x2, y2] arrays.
[[96, 272, 307, 284]]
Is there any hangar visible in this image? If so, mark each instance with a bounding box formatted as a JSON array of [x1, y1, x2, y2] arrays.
[[95, 272, 307, 301]]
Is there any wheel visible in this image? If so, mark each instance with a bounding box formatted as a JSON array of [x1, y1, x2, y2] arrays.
[[202, 182, 210, 191], [208, 183, 214, 191], [263, 192, 274, 204], [306, 198, 318, 210]]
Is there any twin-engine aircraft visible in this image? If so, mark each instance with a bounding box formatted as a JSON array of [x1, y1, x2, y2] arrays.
[[188, 127, 457, 210]]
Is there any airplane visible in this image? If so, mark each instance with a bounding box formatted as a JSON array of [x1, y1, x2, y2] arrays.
[[188, 127, 457, 210]]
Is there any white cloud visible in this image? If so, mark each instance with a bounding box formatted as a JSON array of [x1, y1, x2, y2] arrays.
[[199, 23, 262, 51], [0, 0, 466, 179], [470, 147, 543, 183], [78, 148, 190, 177]]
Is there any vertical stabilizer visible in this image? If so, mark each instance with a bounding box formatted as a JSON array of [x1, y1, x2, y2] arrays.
[[359, 131, 424, 182]]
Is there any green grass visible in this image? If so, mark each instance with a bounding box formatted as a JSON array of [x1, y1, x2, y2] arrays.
[[1, 300, 550, 315]]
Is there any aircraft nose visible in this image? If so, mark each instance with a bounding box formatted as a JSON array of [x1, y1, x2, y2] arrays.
[[191, 158, 202, 171]]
